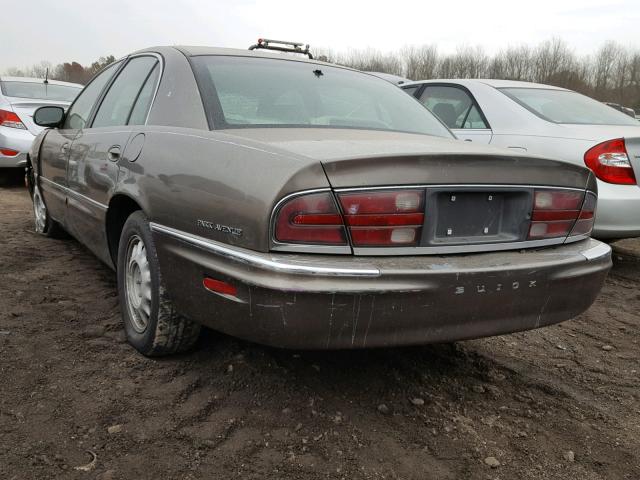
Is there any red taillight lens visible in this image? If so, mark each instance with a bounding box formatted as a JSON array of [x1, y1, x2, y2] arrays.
[[338, 190, 425, 246], [274, 192, 348, 245], [0, 109, 26, 129], [584, 138, 637, 185], [0, 148, 19, 156], [569, 192, 597, 237], [528, 189, 596, 240]]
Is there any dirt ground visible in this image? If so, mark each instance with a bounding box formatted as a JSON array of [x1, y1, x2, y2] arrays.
[[1, 174, 639, 480]]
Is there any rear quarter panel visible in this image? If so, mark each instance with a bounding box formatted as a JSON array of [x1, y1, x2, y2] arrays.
[[117, 126, 330, 252]]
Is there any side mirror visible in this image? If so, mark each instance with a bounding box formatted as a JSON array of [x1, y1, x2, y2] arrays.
[[33, 106, 65, 128]]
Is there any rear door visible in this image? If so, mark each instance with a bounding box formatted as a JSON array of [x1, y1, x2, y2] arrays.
[[66, 55, 160, 262], [38, 62, 122, 225], [416, 84, 493, 144]]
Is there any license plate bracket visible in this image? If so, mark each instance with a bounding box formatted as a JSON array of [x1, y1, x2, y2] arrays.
[[423, 188, 533, 246]]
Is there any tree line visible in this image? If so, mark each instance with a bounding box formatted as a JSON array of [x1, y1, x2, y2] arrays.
[[4, 38, 640, 110], [4, 56, 116, 85], [318, 38, 640, 110]]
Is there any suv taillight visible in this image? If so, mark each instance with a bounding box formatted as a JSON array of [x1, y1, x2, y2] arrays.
[[337, 190, 425, 246], [274, 191, 348, 245], [584, 138, 636, 185], [528, 189, 596, 239], [0, 109, 26, 129]]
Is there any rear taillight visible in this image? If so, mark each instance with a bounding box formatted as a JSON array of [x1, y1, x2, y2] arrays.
[[0, 109, 26, 129], [569, 192, 597, 237], [528, 189, 596, 240], [274, 191, 348, 245], [337, 190, 425, 246], [584, 138, 636, 185]]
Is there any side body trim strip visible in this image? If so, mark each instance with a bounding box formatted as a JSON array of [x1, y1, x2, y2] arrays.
[[150, 222, 380, 277], [40, 176, 108, 211]]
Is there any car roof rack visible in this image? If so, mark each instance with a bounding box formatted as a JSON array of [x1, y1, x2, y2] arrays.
[[248, 38, 313, 59]]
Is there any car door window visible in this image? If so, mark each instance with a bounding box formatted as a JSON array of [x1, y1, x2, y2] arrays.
[[419, 85, 488, 129], [92, 56, 158, 128], [128, 63, 160, 125], [463, 105, 487, 129], [402, 85, 420, 98], [63, 61, 122, 130]]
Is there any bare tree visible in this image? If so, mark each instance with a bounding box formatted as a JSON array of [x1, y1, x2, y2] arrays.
[[401, 45, 438, 80], [5, 40, 640, 110]]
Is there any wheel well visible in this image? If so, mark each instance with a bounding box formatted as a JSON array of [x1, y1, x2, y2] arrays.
[[106, 195, 142, 265]]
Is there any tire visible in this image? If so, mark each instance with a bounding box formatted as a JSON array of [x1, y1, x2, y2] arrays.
[[32, 184, 66, 238], [117, 211, 201, 356]]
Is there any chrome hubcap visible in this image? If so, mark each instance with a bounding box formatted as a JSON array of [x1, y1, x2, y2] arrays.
[[33, 188, 47, 233], [124, 235, 152, 333]]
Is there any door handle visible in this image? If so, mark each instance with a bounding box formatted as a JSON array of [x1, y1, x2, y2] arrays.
[[61, 143, 69, 154], [107, 145, 121, 162]]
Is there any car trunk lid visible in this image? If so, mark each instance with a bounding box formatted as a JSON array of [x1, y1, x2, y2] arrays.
[[625, 137, 640, 187], [224, 128, 590, 188], [237, 128, 596, 254], [6, 98, 71, 135]]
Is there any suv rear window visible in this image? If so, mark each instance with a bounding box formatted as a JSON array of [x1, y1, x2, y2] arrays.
[[499, 87, 638, 126], [191, 56, 452, 137], [0, 81, 81, 102]]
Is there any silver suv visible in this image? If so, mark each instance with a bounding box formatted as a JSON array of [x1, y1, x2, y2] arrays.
[[0, 76, 82, 168]]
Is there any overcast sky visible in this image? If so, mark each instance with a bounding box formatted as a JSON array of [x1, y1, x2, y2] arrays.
[[3, 0, 639, 72]]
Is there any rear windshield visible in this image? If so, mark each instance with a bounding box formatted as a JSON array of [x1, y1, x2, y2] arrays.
[[499, 87, 638, 126], [191, 56, 452, 137], [1, 81, 81, 102]]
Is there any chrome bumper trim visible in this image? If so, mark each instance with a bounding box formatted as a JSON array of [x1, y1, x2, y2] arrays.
[[580, 242, 612, 261], [150, 223, 381, 277]]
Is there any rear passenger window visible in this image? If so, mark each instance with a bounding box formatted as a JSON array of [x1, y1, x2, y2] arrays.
[[419, 85, 488, 129], [128, 63, 160, 125], [402, 85, 420, 98], [92, 56, 158, 128]]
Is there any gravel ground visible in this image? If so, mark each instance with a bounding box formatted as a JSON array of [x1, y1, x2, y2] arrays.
[[1, 177, 639, 480]]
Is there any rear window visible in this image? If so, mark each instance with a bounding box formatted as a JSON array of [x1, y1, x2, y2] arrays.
[[499, 87, 638, 126], [0, 81, 81, 102], [191, 56, 452, 137]]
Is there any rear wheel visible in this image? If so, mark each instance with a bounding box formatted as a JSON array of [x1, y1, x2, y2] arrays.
[[32, 185, 66, 238], [117, 211, 201, 356]]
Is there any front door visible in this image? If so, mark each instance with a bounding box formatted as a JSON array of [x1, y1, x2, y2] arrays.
[[38, 127, 75, 224]]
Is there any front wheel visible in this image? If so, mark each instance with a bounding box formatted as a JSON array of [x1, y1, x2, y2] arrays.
[[117, 211, 201, 356]]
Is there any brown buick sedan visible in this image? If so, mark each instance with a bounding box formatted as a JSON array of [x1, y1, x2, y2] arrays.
[[27, 45, 611, 356]]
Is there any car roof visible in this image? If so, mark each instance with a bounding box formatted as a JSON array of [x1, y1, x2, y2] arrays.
[[167, 45, 339, 67], [365, 72, 410, 85], [0, 76, 83, 88], [401, 78, 568, 91]]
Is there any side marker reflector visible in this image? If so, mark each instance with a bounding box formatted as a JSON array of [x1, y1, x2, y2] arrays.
[[203, 277, 237, 296]]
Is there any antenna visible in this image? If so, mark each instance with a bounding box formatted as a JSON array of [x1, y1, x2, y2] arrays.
[[44, 68, 49, 84]]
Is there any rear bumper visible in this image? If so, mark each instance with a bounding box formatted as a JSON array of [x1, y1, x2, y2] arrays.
[[593, 180, 640, 239], [0, 126, 33, 168], [151, 223, 612, 349]]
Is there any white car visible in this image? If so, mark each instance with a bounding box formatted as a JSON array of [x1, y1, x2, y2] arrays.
[[0, 76, 82, 169], [402, 79, 640, 239]]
